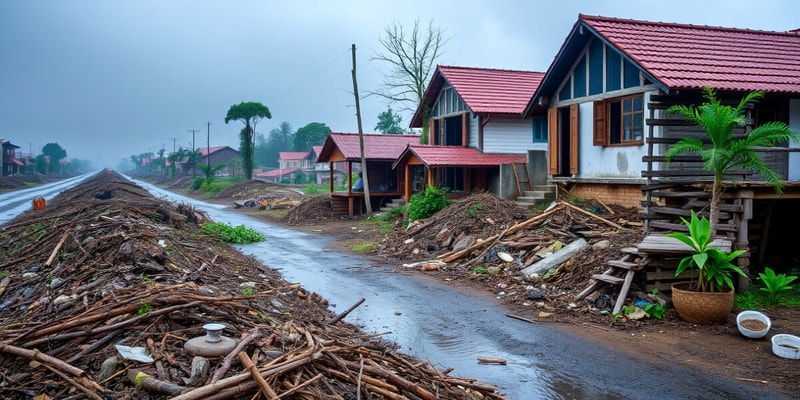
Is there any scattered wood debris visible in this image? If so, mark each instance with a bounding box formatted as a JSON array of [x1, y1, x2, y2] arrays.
[[0, 170, 506, 399]]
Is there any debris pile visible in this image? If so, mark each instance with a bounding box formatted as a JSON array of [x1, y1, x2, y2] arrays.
[[0, 170, 506, 399], [379, 193, 644, 317], [280, 196, 335, 225], [211, 180, 283, 200]]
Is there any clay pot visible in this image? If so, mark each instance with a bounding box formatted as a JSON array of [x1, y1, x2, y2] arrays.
[[671, 281, 734, 324]]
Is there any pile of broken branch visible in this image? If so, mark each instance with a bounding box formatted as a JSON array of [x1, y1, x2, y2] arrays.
[[379, 194, 644, 309], [0, 170, 505, 399]]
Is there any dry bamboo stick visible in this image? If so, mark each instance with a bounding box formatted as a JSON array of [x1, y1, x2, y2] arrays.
[[239, 351, 278, 399], [477, 357, 507, 365], [0, 343, 85, 378], [170, 352, 322, 400], [209, 329, 261, 384], [562, 201, 627, 230], [276, 373, 323, 399], [128, 369, 185, 396], [45, 231, 70, 267], [341, 360, 437, 400], [42, 363, 103, 400]]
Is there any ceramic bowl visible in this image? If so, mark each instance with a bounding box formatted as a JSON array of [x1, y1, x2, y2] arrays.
[[772, 334, 800, 359], [736, 310, 771, 339]]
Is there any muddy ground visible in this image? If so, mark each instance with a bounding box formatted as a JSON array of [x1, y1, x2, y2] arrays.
[[189, 179, 800, 397]]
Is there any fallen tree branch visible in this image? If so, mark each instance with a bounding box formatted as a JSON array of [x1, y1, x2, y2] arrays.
[[0, 343, 85, 378], [45, 231, 70, 267], [239, 351, 278, 399], [562, 201, 626, 231], [327, 298, 365, 325]]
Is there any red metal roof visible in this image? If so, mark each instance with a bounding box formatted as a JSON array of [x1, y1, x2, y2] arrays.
[[411, 66, 544, 127], [256, 168, 298, 177], [393, 144, 527, 169], [318, 132, 421, 162], [278, 151, 309, 160], [581, 14, 800, 93]]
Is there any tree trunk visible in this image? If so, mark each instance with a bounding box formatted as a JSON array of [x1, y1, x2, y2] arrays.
[[710, 172, 722, 238]]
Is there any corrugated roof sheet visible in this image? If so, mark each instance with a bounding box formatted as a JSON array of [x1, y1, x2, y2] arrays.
[[394, 144, 527, 168], [412, 66, 544, 126], [581, 14, 800, 93], [319, 132, 421, 162]]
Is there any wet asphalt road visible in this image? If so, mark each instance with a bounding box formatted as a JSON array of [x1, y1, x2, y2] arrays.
[[2, 175, 791, 400]]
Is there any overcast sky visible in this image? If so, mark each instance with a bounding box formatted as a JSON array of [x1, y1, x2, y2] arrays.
[[1, 0, 797, 168]]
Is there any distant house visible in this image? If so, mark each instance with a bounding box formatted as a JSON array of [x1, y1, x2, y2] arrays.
[[306, 145, 344, 185], [405, 65, 546, 202], [255, 168, 299, 183], [182, 146, 242, 176], [278, 151, 310, 170], [1, 140, 23, 176], [317, 132, 420, 217]]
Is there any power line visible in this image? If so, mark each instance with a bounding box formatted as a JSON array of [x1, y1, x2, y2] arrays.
[[276, 47, 351, 97]]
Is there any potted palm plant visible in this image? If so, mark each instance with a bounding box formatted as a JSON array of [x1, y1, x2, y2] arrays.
[[666, 211, 746, 323], [664, 87, 798, 323]]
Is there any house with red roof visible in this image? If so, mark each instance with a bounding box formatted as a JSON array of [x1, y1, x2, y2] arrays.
[[524, 14, 800, 276], [1, 140, 23, 176], [306, 145, 345, 185], [318, 132, 420, 216], [406, 65, 548, 203]]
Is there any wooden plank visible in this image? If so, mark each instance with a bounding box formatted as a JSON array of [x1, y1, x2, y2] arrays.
[[612, 270, 637, 315], [592, 274, 625, 284], [641, 155, 702, 163], [637, 234, 731, 254], [647, 206, 731, 220], [607, 260, 642, 270], [645, 118, 696, 126], [648, 220, 739, 232], [641, 169, 753, 178], [651, 190, 709, 198], [646, 269, 698, 280]]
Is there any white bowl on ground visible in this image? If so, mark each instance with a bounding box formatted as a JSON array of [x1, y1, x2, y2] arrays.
[[772, 334, 800, 359], [736, 310, 771, 339]]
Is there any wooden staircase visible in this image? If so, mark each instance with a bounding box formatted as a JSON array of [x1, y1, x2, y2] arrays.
[[575, 247, 650, 314]]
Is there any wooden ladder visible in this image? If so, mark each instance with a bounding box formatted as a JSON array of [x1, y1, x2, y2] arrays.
[[512, 163, 532, 196], [575, 247, 650, 314]]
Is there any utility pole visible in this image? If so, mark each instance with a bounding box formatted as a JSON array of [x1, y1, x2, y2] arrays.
[[207, 121, 212, 170], [170, 138, 177, 154], [351, 43, 372, 217], [189, 129, 199, 178]]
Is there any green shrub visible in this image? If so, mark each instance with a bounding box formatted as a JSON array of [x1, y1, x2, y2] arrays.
[[759, 267, 798, 304], [190, 177, 205, 190], [201, 221, 265, 244], [407, 186, 448, 221]]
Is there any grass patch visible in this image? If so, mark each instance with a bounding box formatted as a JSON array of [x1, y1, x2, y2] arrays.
[[201, 222, 265, 244], [735, 286, 800, 309], [303, 184, 330, 195], [350, 241, 377, 253]]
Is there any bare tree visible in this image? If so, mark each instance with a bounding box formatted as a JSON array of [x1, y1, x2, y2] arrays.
[[371, 18, 446, 142]]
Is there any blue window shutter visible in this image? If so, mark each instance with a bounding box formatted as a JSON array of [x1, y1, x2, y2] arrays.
[[606, 52, 621, 91]]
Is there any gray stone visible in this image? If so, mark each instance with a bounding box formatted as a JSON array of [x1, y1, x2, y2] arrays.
[[451, 235, 475, 253], [525, 288, 545, 300]]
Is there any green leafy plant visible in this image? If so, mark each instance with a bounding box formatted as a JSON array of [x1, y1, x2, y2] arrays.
[[137, 301, 153, 315], [643, 303, 665, 320], [758, 267, 798, 304], [351, 241, 377, 253], [303, 184, 329, 195], [407, 186, 449, 221], [239, 287, 254, 297], [0, 270, 7, 279], [474, 266, 490, 275], [665, 210, 746, 292], [201, 222, 265, 244], [140, 274, 155, 286]]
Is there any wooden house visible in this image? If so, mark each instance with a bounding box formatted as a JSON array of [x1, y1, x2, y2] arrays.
[[1, 140, 23, 176], [317, 132, 420, 217], [405, 66, 549, 204], [525, 14, 800, 288]]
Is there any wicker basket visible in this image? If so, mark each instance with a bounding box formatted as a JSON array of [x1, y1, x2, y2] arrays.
[[671, 281, 734, 324]]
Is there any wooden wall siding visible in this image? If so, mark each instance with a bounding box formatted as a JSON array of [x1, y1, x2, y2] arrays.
[[468, 114, 480, 149], [482, 116, 540, 154]]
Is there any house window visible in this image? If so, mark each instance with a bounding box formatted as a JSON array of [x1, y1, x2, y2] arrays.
[[593, 94, 644, 146], [532, 116, 547, 142]]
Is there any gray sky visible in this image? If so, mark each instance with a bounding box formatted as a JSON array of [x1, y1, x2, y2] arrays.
[[1, 0, 798, 168]]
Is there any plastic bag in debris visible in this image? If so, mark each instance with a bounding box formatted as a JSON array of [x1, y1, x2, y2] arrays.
[[115, 344, 154, 363]]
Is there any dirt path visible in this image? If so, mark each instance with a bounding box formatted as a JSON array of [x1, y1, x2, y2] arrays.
[[183, 183, 800, 398]]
